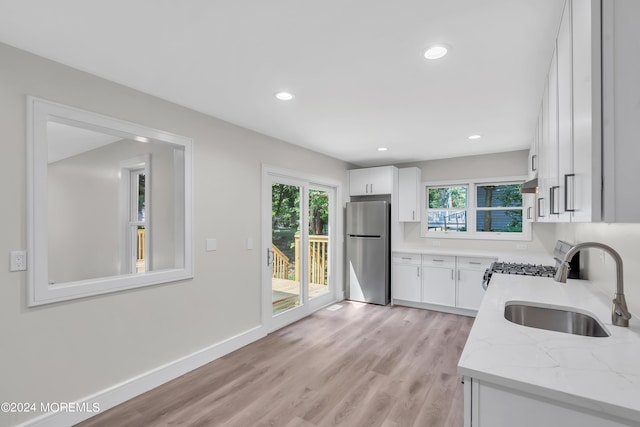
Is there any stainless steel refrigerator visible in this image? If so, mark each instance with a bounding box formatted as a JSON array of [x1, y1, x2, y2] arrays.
[[346, 201, 390, 305]]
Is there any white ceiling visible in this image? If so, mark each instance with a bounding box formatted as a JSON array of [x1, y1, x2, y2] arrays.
[[47, 121, 121, 164], [0, 0, 564, 167]]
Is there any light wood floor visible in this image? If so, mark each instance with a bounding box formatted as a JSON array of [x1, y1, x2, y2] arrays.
[[77, 302, 474, 427]]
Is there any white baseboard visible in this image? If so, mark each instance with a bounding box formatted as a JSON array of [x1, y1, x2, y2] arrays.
[[19, 325, 266, 427], [391, 299, 477, 317]]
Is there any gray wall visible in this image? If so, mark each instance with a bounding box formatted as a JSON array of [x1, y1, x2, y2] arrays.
[[396, 151, 556, 256], [48, 139, 179, 283], [555, 222, 640, 316], [0, 42, 349, 426]]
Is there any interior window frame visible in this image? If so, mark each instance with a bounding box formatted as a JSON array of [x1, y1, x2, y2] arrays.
[[421, 176, 531, 241]]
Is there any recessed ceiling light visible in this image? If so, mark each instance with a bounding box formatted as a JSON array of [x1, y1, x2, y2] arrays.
[[424, 44, 449, 60], [468, 134, 482, 140], [275, 91, 294, 101], [377, 147, 388, 152]]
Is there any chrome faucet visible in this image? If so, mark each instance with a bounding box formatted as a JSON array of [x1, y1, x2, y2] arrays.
[[554, 242, 632, 327]]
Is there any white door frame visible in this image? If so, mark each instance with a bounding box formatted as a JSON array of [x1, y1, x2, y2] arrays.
[[261, 165, 343, 333]]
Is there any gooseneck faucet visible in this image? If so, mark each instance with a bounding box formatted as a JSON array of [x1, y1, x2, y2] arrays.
[[554, 242, 632, 327]]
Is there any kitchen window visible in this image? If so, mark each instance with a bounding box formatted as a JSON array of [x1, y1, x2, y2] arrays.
[[426, 185, 468, 232], [422, 177, 530, 241]]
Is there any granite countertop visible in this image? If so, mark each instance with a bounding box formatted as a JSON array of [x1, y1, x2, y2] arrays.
[[458, 273, 640, 423]]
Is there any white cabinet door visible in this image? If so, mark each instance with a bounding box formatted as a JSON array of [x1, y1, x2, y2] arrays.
[[473, 379, 628, 427], [398, 167, 421, 222], [571, 0, 601, 222], [367, 166, 393, 195], [457, 269, 487, 311], [392, 263, 421, 302], [422, 266, 455, 306], [349, 168, 373, 196], [538, 75, 552, 223], [456, 257, 494, 311], [602, 0, 640, 222], [349, 166, 394, 196], [557, 0, 575, 223]]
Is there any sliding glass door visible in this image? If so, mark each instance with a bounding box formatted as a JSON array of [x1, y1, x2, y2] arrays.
[[263, 168, 337, 331]]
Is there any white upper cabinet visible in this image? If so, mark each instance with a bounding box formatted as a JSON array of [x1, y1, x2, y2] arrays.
[[398, 167, 421, 222], [601, 0, 640, 222], [349, 166, 394, 196], [533, 0, 640, 223], [570, 0, 601, 223]]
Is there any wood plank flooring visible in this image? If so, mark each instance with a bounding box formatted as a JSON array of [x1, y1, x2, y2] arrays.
[[77, 302, 474, 427]]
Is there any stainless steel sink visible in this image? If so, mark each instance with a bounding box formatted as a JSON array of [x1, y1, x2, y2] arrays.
[[504, 302, 610, 337]]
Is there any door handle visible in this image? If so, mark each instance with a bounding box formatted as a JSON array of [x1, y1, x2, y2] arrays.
[[531, 154, 537, 172], [537, 197, 544, 217], [564, 174, 575, 212], [550, 186, 560, 215]]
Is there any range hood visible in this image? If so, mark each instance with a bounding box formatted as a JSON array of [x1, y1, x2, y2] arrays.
[[520, 177, 538, 194]]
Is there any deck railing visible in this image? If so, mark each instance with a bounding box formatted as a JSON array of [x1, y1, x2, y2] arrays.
[[272, 244, 290, 280], [295, 235, 328, 286], [271, 235, 329, 286], [136, 229, 146, 273]]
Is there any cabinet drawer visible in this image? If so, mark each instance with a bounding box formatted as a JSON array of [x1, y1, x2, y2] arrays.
[[393, 253, 421, 265], [422, 255, 455, 268], [457, 257, 495, 271]]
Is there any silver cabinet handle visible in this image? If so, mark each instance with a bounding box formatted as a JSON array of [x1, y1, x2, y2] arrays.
[[469, 262, 482, 265], [451, 269, 454, 280], [401, 257, 412, 260], [417, 266, 420, 277], [550, 186, 560, 215], [371, 183, 374, 193], [537, 197, 544, 218], [457, 270, 461, 281], [527, 206, 532, 220], [564, 174, 575, 212], [412, 210, 415, 220], [531, 154, 537, 172], [433, 259, 445, 262]]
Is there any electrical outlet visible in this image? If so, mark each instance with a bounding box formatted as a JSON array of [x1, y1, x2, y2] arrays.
[[10, 251, 27, 272], [516, 244, 528, 250]]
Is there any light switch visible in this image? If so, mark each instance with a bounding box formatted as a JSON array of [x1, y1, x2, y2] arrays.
[[206, 239, 217, 251], [247, 238, 253, 250]]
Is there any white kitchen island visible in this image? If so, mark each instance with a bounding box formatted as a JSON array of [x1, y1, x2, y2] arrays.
[[458, 273, 640, 427]]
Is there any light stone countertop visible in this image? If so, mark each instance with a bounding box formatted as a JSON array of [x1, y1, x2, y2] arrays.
[[458, 273, 640, 424], [392, 247, 553, 264]]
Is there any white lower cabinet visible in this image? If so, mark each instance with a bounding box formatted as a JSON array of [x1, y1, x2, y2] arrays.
[[464, 377, 632, 427], [392, 253, 495, 315], [456, 257, 495, 310], [422, 255, 456, 306], [391, 253, 421, 302]]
